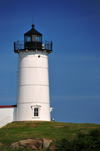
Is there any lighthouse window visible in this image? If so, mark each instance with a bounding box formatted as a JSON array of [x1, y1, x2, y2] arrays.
[[32, 35, 37, 41], [24, 36, 31, 42], [36, 36, 42, 42], [32, 35, 42, 42], [34, 108, 38, 116]]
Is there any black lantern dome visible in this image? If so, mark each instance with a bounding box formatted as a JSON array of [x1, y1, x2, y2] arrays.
[[24, 24, 42, 49], [24, 24, 42, 35], [14, 24, 52, 53]]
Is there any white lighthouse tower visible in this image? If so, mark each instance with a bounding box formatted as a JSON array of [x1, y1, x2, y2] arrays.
[[14, 24, 53, 121]]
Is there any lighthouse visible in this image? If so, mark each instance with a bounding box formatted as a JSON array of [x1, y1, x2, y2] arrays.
[[14, 24, 53, 121], [0, 23, 53, 128]]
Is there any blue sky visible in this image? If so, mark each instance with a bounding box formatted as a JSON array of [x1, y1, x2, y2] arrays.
[[0, 0, 100, 124]]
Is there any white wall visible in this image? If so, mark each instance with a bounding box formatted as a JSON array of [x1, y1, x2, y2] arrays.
[[16, 50, 51, 121], [16, 103, 50, 121], [0, 107, 16, 128]]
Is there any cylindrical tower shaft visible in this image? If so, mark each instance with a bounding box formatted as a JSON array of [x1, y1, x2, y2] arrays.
[[16, 50, 50, 121]]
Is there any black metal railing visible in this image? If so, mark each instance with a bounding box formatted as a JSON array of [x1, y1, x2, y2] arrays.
[[45, 40, 52, 51], [14, 40, 52, 52], [14, 41, 24, 50]]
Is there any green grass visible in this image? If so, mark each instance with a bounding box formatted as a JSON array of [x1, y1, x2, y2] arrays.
[[0, 121, 100, 150]]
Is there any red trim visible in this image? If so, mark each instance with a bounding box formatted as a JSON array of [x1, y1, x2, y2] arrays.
[[0, 105, 17, 108]]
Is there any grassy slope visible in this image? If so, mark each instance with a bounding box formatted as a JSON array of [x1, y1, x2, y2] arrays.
[[0, 121, 100, 150]]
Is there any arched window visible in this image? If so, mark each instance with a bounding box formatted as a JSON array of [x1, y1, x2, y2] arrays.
[[34, 108, 38, 116]]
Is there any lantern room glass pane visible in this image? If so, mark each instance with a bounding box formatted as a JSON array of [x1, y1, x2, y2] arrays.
[[24, 36, 31, 42], [32, 35, 42, 42], [32, 35, 37, 41]]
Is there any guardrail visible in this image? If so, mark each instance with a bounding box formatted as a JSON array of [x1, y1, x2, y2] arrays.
[[14, 40, 52, 52]]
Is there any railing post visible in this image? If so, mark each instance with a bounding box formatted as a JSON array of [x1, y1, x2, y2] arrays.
[[45, 40, 46, 49], [51, 41, 52, 51], [14, 42, 16, 51]]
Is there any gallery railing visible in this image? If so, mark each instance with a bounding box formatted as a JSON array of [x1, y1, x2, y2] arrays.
[[14, 40, 52, 52]]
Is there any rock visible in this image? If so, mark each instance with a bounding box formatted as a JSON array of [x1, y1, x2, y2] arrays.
[[0, 143, 3, 146], [49, 145, 56, 150], [10, 138, 52, 150], [43, 138, 52, 149], [28, 144, 37, 150], [10, 142, 19, 149], [19, 139, 31, 147], [28, 140, 43, 150], [19, 139, 43, 150]]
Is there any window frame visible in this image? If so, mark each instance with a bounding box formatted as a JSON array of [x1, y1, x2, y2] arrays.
[[34, 108, 38, 117], [31, 105, 41, 118]]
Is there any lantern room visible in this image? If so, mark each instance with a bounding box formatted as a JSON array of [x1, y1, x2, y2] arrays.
[[24, 24, 42, 50], [14, 24, 52, 53]]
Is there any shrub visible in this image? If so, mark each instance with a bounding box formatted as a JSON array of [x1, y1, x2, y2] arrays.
[[54, 129, 100, 151]]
